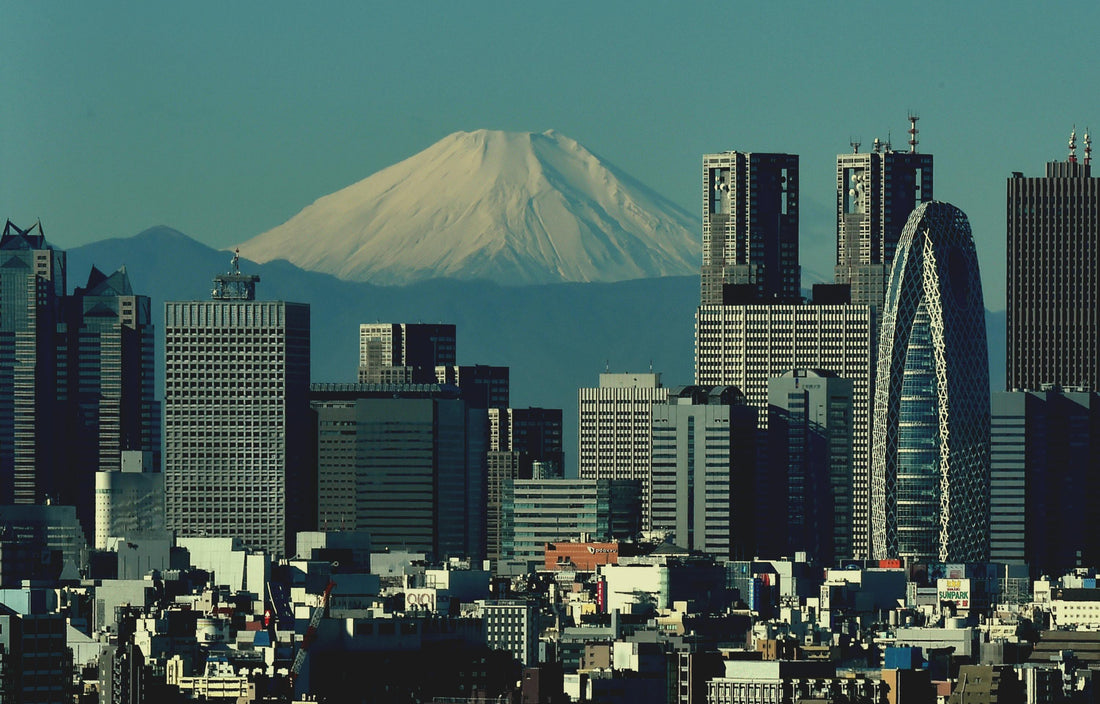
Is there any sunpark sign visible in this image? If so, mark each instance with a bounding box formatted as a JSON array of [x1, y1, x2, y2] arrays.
[[937, 578, 971, 609]]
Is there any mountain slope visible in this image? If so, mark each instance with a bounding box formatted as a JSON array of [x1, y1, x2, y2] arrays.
[[236, 129, 700, 285]]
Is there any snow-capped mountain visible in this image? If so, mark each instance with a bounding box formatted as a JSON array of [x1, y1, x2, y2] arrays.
[[236, 129, 700, 285]]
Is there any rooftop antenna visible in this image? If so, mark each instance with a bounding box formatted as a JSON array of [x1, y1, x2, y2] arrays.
[[885, 131, 893, 152], [649, 360, 653, 373], [873, 137, 882, 154], [907, 113, 920, 153], [1084, 128, 1092, 166], [605, 359, 610, 373], [850, 137, 861, 154], [1068, 125, 1078, 164]]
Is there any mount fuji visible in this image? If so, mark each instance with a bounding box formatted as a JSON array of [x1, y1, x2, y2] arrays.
[[236, 129, 700, 285]]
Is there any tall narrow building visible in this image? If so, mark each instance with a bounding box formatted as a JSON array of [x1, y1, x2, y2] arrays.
[[870, 202, 989, 563], [0, 220, 66, 507], [767, 370, 854, 564], [62, 266, 159, 536], [695, 302, 872, 556], [649, 386, 757, 560], [701, 152, 799, 305], [164, 254, 311, 557], [578, 373, 669, 528], [1006, 128, 1098, 392], [486, 407, 563, 564], [835, 118, 933, 314]]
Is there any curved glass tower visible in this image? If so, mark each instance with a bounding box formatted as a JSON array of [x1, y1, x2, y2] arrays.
[[871, 201, 989, 562]]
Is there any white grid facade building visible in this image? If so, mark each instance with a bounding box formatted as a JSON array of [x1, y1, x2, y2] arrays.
[[164, 299, 310, 558], [578, 373, 668, 528], [695, 303, 872, 557]]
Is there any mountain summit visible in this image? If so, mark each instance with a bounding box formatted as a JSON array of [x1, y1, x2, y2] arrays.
[[236, 130, 700, 285]]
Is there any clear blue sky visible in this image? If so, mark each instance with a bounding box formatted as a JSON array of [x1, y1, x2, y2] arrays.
[[2, 1, 1097, 309]]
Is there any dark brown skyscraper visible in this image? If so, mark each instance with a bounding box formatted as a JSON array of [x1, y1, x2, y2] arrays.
[[1006, 128, 1098, 392]]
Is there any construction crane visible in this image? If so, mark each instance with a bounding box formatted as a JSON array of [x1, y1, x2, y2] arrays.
[[290, 580, 336, 692]]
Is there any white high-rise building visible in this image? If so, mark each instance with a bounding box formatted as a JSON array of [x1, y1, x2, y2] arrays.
[[163, 257, 311, 558], [695, 303, 872, 557], [578, 373, 669, 527]]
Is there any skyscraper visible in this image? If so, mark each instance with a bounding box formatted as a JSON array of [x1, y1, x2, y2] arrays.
[[701, 152, 799, 305], [578, 372, 669, 528], [486, 407, 563, 564], [990, 390, 1100, 573], [310, 383, 485, 560], [650, 386, 757, 560], [358, 323, 456, 384], [63, 266, 158, 535], [767, 370, 854, 564], [0, 220, 66, 507], [695, 302, 872, 556], [870, 201, 989, 563], [835, 118, 933, 314], [164, 255, 311, 557], [1006, 129, 1097, 392]]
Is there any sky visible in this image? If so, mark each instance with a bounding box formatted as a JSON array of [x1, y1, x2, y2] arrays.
[[2, 1, 1098, 310]]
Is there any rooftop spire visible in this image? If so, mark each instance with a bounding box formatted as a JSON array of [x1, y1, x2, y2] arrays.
[[1069, 125, 1078, 163], [1085, 127, 1092, 166]]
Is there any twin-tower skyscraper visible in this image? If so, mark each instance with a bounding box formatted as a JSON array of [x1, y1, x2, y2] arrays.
[[696, 118, 991, 563]]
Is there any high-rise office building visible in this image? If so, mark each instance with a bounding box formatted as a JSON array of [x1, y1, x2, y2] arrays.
[[358, 323, 456, 384], [695, 302, 872, 557], [63, 266, 159, 535], [835, 119, 933, 314], [578, 373, 669, 528], [310, 383, 486, 560], [870, 202, 989, 563], [164, 256, 311, 558], [650, 386, 757, 560], [1006, 129, 1098, 392], [500, 478, 641, 568], [0, 220, 66, 507], [486, 407, 563, 564], [990, 391, 1100, 573], [767, 370, 854, 564], [701, 152, 799, 305]]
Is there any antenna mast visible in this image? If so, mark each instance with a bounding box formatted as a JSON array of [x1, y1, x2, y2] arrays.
[[907, 113, 920, 154]]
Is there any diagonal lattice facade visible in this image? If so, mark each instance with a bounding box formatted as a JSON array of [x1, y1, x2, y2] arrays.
[[871, 201, 989, 562]]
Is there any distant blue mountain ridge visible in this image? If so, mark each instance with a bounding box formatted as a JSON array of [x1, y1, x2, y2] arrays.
[[68, 226, 1008, 474]]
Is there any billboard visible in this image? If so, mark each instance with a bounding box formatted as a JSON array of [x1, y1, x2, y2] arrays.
[[937, 578, 970, 609]]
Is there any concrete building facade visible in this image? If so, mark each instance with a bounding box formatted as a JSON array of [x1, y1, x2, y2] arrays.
[[578, 373, 669, 528], [767, 370, 854, 563], [500, 479, 641, 568], [311, 383, 485, 560], [1006, 136, 1098, 393], [649, 386, 757, 560], [695, 303, 872, 557], [358, 323, 456, 384], [701, 152, 800, 306], [835, 127, 934, 315], [164, 259, 311, 558]]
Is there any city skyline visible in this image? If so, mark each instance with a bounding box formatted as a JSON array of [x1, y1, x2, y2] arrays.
[[3, 3, 1099, 311]]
